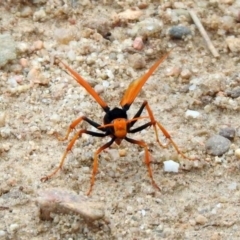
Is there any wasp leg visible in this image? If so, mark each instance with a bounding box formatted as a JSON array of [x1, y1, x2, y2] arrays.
[[128, 101, 170, 148], [142, 100, 196, 160], [41, 130, 108, 182], [128, 102, 146, 128], [57, 116, 105, 141], [125, 136, 160, 191], [87, 137, 115, 196]]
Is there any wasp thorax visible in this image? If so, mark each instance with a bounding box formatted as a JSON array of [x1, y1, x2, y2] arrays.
[[113, 118, 127, 138]]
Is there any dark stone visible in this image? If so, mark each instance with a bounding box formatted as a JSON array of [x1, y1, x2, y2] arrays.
[[169, 26, 191, 39], [219, 127, 235, 141], [205, 135, 231, 156]]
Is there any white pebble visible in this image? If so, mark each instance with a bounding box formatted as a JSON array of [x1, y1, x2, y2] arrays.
[[67, 49, 76, 61], [50, 114, 61, 123], [9, 223, 19, 232], [235, 149, 240, 159], [0, 230, 6, 237], [163, 160, 179, 173], [7, 77, 18, 87], [185, 109, 200, 119], [94, 84, 104, 94], [141, 209, 146, 217], [0, 127, 11, 138], [102, 80, 109, 88], [82, 166, 90, 173], [16, 42, 29, 53], [189, 84, 196, 91], [105, 69, 114, 79]]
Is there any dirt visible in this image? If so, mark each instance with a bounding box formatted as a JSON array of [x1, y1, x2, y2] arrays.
[[0, 1, 240, 239]]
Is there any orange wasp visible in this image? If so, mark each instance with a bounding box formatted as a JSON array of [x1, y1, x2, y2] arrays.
[[41, 51, 195, 195]]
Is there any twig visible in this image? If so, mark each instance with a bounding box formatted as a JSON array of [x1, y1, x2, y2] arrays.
[[0, 206, 9, 210], [189, 9, 220, 58]]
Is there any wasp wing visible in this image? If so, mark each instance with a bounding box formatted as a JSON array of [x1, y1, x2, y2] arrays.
[[58, 59, 109, 112], [120, 52, 171, 110]]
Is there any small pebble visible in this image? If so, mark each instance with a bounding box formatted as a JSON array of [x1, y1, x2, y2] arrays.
[[9, 223, 19, 232], [50, 114, 61, 123], [180, 68, 192, 81], [33, 40, 43, 50], [138, 3, 148, 9], [195, 214, 208, 225], [119, 148, 127, 157], [145, 48, 154, 56], [235, 149, 240, 159], [0, 127, 11, 138], [128, 53, 146, 69], [68, 17, 76, 25], [7, 76, 18, 87], [133, 37, 144, 50], [169, 26, 191, 39], [226, 87, 240, 98], [102, 80, 109, 88], [94, 84, 104, 94], [163, 160, 180, 173], [117, 9, 142, 21], [105, 69, 114, 79], [16, 42, 29, 53], [205, 135, 231, 156], [33, 8, 47, 22], [2, 142, 12, 152], [19, 58, 29, 68], [185, 110, 201, 119], [67, 49, 76, 61], [226, 37, 240, 52], [20, 6, 33, 17], [219, 127, 235, 141]]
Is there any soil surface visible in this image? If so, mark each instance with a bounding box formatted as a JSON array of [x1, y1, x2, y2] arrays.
[[1, 1, 240, 239]]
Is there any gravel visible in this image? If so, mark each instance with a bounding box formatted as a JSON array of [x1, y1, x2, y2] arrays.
[[1, 1, 240, 239], [219, 127, 236, 141], [168, 26, 191, 39], [205, 135, 231, 156]]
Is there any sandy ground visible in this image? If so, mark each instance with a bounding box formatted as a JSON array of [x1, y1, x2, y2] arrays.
[[1, 1, 240, 239]]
